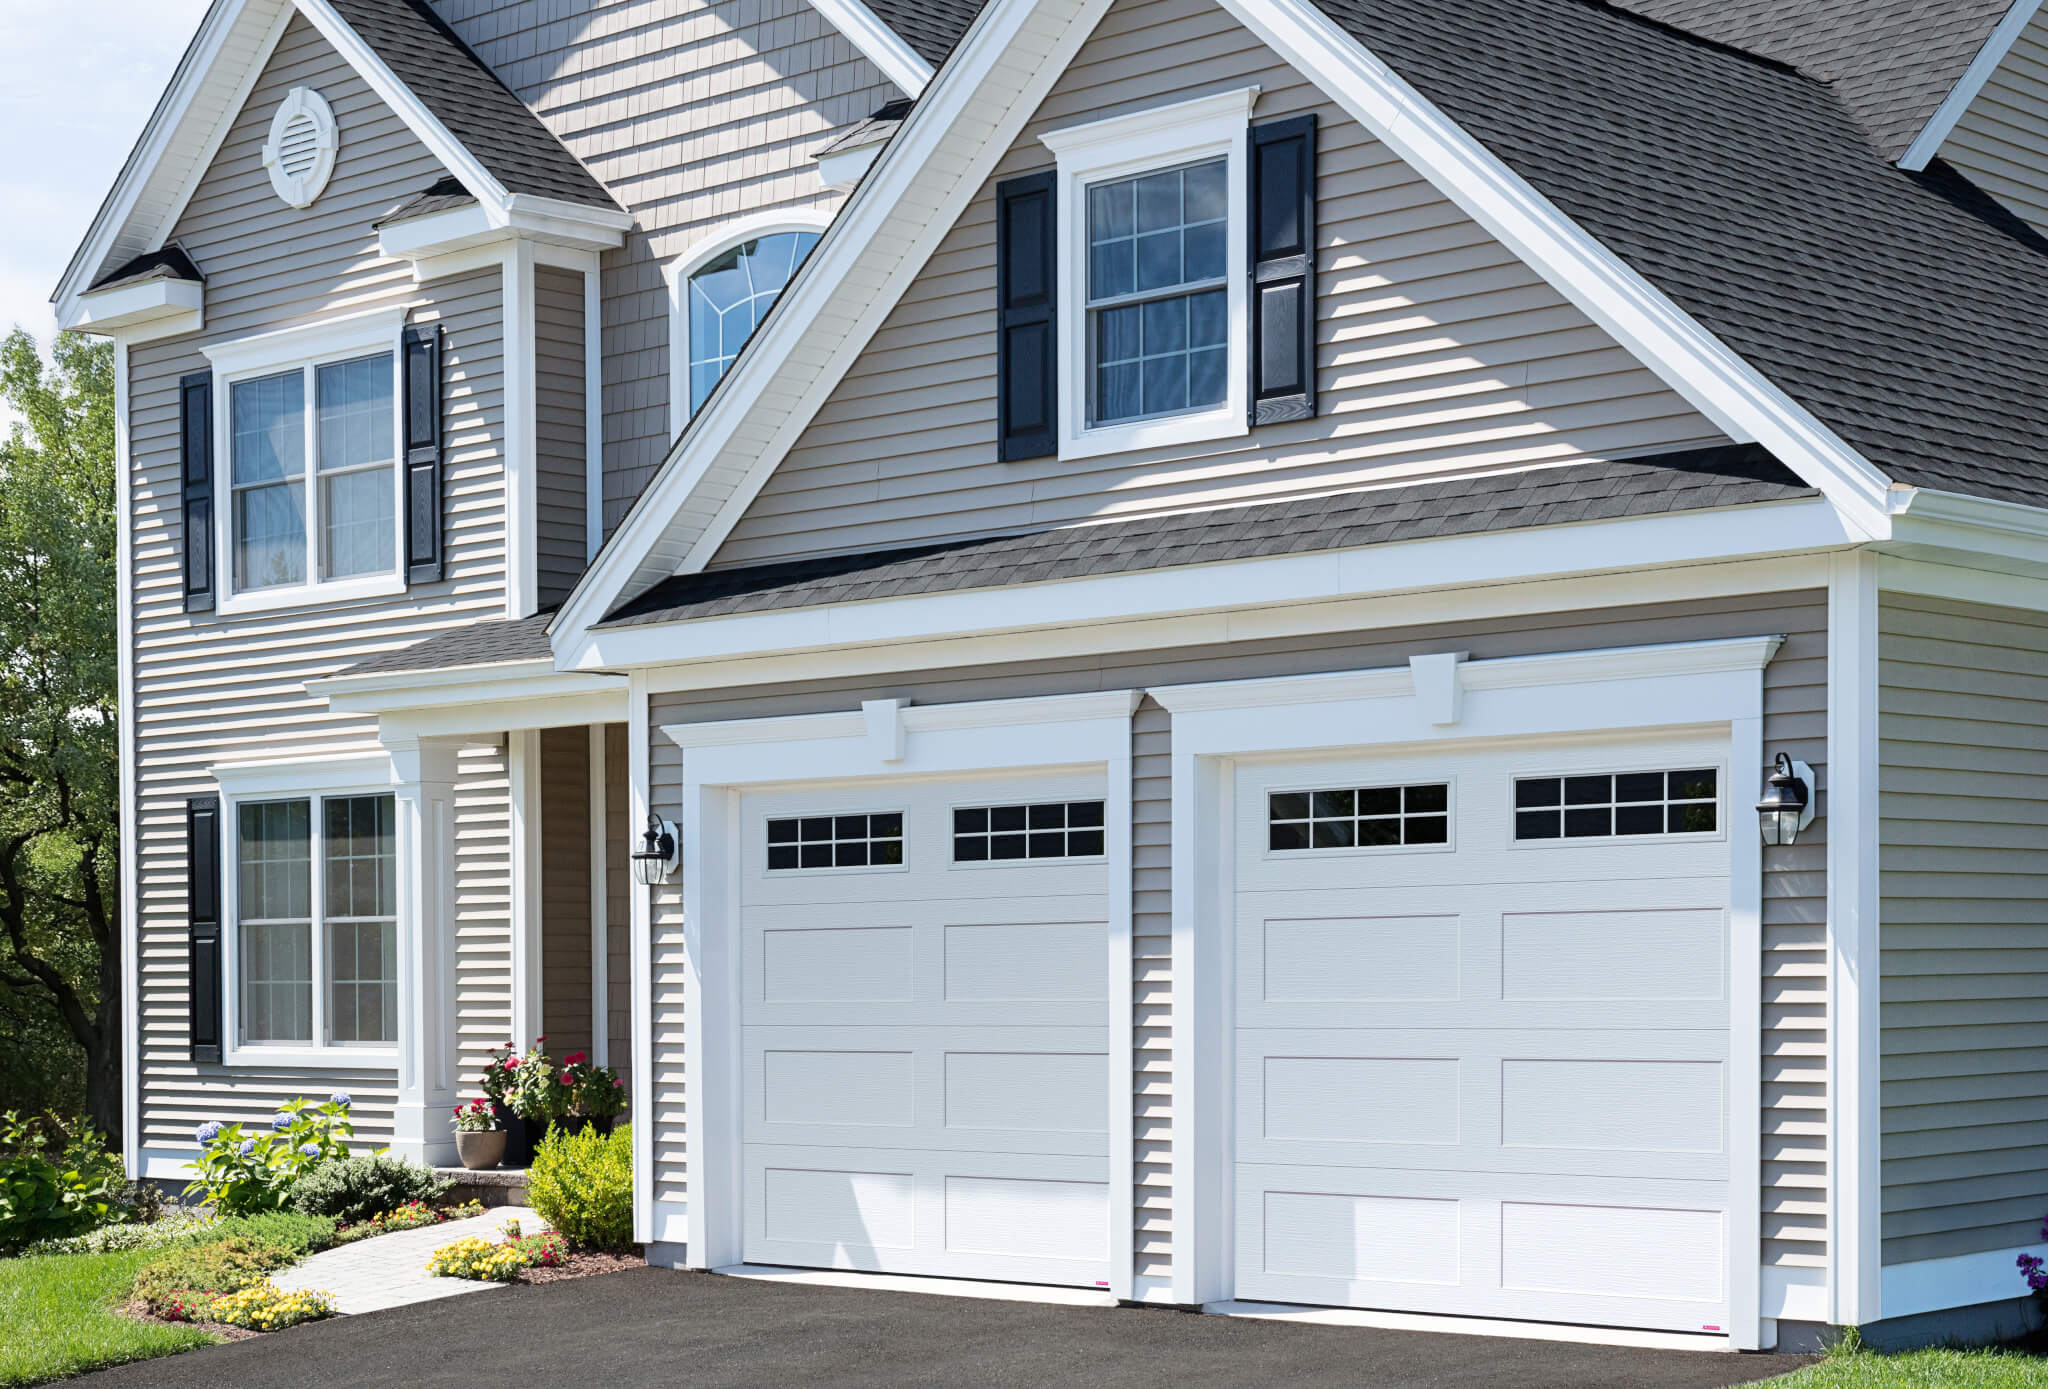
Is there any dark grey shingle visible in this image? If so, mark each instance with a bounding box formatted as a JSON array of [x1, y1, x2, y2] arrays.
[[374, 175, 480, 227], [88, 245, 203, 292], [336, 611, 555, 678], [600, 444, 1814, 631]]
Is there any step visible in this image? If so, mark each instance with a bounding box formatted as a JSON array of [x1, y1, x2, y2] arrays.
[[435, 1165, 528, 1208]]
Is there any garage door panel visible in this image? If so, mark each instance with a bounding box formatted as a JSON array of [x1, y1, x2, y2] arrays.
[[745, 1144, 1113, 1287]]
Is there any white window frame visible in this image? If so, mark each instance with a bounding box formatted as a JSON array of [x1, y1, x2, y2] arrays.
[[1040, 87, 1258, 462], [203, 307, 409, 616], [664, 211, 832, 438], [213, 751, 401, 1068]]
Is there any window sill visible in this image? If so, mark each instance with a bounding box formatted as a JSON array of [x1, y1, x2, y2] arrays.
[[220, 1045, 400, 1070], [1058, 403, 1247, 462], [214, 572, 406, 618]]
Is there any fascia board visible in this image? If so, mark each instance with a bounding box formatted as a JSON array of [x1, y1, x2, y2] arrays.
[[67, 278, 206, 336], [311, 660, 625, 715], [1213, 0, 1896, 541], [1882, 484, 2048, 577], [1899, 0, 2046, 171], [546, 0, 1111, 648], [565, 497, 1851, 674], [805, 0, 935, 96]]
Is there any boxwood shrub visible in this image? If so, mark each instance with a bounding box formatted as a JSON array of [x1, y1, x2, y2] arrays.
[[526, 1124, 632, 1250], [288, 1154, 450, 1225]]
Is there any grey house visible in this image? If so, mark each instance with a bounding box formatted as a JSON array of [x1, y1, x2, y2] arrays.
[[55, 0, 2048, 1353]]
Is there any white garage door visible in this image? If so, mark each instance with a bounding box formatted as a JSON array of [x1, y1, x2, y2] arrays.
[[739, 771, 1114, 1289], [1234, 731, 1733, 1334]]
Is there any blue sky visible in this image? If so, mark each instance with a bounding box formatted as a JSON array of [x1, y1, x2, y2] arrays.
[[0, 0, 213, 366]]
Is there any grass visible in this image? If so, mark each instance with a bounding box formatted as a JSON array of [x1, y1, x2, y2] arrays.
[[1764, 1332, 2048, 1388], [0, 1248, 217, 1387]]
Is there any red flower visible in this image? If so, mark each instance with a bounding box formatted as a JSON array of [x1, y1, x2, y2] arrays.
[[565, 1051, 587, 1066], [559, 1074, 572, 1086], [505, 1056, 520, 1068]]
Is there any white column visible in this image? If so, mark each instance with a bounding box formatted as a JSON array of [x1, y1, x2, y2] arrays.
[[388, 733, 460, 1167], [1826, 549, 1882, 1325], [589, 723, 610, 1067]]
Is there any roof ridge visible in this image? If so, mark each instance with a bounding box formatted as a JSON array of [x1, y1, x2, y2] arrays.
[[1587, 0, 1812, 80]]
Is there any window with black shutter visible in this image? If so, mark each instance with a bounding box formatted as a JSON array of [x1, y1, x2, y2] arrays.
[[179, 372, 214, 612], [187, 796, 223, 1063], [401, 323, 444, 584], [1248, 113, 1317, 424], [996, 171, 1058, 461]]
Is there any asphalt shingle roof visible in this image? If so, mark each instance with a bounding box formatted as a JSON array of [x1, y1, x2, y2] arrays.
[[337, 611, 555, 677], [88, 245, 204, 292], [863, 0, 989, 67], [325, 0, 617, 209], [374, 175, 481, 227], [601, 445, 1813, 630]]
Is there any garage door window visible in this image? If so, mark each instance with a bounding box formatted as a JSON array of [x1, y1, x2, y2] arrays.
[[953, 800, 1106, 861], [1513, 768, 1718, 841], [766, 812, 904, 870], [1267, 783, 1449, 851]]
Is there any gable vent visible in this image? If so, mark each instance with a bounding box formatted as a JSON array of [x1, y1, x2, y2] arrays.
[[263, 87, 339, 209]]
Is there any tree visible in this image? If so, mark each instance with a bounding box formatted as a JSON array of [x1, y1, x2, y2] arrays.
[[0, 329, 120, 1142]]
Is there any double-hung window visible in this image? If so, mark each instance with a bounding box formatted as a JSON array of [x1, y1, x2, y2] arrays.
[[235, 792, 397, 1053], [204, 309, 408, 612], [1040, 87, 1256, 460]]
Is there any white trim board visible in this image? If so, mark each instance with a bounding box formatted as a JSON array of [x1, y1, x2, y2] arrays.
[[1898, 0, 2047, 171], [547, 0, 1896, 656], [659, 688, 1141, 1297], [1152, 634, 1780, 1349], [1883, 1242, 2048, 1321], [804, 0, 935, 98]]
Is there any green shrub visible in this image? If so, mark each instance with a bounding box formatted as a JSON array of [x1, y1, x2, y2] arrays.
[[24, 1207, 219, 1257], [206, 1210, 337, 1257], [288, 1154, 450, 1224], [182, 1095, 356, 1215], [131, 1235, 294, 1314], [0, 1112, 130, 1250], [526, 1123, 633, 1250]]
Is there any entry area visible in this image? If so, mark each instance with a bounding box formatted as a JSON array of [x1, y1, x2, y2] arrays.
[[737, 770, 1115, 1289], [1232, 730, 1734, 1334]]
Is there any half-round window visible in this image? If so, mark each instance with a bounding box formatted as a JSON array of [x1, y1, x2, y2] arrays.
[[686, 230, 821, 416], [263, 87, 339, 209]]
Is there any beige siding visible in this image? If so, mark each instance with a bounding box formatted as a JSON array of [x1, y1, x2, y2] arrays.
[[642, 588, 1825, 1287], [127, 17, 508, 1154], [539, 726, 594, 1062], [605, 723, 633, 1087], [1878, 593, 2048, 1265], [534, 266, 587, 607], [453, 741, 515, 1085], [710, 0, 1724, 567], [429, 0, 903, 535], [1943, 8, 2048, 240]]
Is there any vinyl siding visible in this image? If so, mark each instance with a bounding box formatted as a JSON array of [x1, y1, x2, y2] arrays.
[[126, 17, 508, 1155], [428, 0, 903, 536], [453, 740, 516, 1085], [710, 0, 1725, 567], [642, 588, 1826, 1290], [1942, 7, 2048, 241], [1878, 593, 2048, 1266], [539, 725, 594, 1062], [605, 723, 632, 1084], [534, 266, 587, 607]]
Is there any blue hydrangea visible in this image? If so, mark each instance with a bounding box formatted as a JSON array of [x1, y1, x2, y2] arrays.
[[329, 1091, 351, 1108], [195, 1120, 223, 1145], [270, 1111, 292, 1131], [238, 1138, 256, 1155], [299, 1142, 321, 1158]]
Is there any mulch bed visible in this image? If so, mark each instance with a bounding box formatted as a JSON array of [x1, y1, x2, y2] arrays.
[[517, 1247, 644, 1285], [121, 1302, 260, 1341]]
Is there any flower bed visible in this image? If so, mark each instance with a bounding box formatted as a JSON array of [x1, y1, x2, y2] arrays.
[[334, 1199, 484, 1245]]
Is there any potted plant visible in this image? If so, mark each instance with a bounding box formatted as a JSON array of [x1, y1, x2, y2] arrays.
[[451, 1098, 503, 1170], [484, 1037, 564, 1167], [559, 1053, 626, 1137]]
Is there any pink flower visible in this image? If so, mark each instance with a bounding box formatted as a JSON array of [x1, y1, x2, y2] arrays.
[[505, 1056, 520, 1069], [613, 1078, 624, 1089]]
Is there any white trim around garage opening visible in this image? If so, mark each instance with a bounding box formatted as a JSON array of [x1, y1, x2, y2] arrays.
[[1151, 635, 1781, 1349], [653, 688, 1142, 1293]]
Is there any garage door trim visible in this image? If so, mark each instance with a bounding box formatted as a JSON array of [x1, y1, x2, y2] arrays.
[[1153, 636, 1780, 1348], [660, 688, 1143, 1293]]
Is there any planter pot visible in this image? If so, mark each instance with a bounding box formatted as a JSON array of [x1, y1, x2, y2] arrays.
[[556, 1115, 615, 1140], [454, 1129, 506, 1171], [498, 1111, 537, 1168]]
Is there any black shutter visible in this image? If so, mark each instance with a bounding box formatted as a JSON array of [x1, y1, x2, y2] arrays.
[[186, 796, 223, 1064], [996, 170, 1058, 461], [1248, 114, 1317, 426], [179, 371, 214, 612], [402, 323, 444, 584]]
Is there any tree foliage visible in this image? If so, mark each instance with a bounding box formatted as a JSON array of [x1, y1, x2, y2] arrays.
[[0, 329, 120, 1139]]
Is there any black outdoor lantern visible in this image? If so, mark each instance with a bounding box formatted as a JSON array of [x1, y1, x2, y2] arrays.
[[1755, 752, 1814, 847], [631, 813, 679, 886]]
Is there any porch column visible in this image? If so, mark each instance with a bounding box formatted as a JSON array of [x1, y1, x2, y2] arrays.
[[388, 733, 460, 1166]]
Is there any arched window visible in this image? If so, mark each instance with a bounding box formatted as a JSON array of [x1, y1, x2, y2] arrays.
[[677, 228, 822, 419]]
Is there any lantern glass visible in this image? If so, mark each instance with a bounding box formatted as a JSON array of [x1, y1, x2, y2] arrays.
[[1755, 753, 1810, 847], [631, 815, 675, 885]]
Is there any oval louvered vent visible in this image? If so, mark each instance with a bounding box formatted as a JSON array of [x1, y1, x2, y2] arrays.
[[263, 87, 338, 209]]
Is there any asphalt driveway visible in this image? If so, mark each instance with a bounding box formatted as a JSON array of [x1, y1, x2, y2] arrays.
[[79, 1267, 1811, 1388]]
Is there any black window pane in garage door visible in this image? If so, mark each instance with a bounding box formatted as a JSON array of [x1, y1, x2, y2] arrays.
[[954, 800, 1107, 862], [767, 811, 905, 871], [1268, 782, 1450, 852], [1514, 767, 1718, 842]]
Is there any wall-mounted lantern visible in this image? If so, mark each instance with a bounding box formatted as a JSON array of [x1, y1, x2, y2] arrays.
[[1755, 753, 1815, 847], [631, 813, 679, 886]]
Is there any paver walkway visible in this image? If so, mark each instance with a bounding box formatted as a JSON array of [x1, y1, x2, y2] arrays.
[[273, 1206, 550, 1315]]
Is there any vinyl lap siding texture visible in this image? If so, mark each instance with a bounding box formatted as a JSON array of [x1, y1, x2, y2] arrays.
[[709, 0, 1725, 566], [534, 266, 587, 606], [125, 18, 509, 1156], [1877, 593, 2048, 1266], [605, 723, 632, 1083], [1942, 7, 2048, 240], [640, 589, 1825, 1290], [539, 726, 594, 1062], [428, 0, 902, 535], [453, 742, 516, 1085], [649, 735, 688, 1214]]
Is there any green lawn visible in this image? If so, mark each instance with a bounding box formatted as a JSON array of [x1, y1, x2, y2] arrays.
[[1765, 1345, 2048, 1388], [0, 1248, 217, 1387]]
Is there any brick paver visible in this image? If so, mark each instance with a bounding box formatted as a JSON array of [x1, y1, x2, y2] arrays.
[[274, 1206, 551, 1315]]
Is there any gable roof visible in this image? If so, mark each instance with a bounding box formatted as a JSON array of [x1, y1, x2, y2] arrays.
[[601, 445, 1813, 631], [55, 0, 619, 316], [89, 245, 206, 293]]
